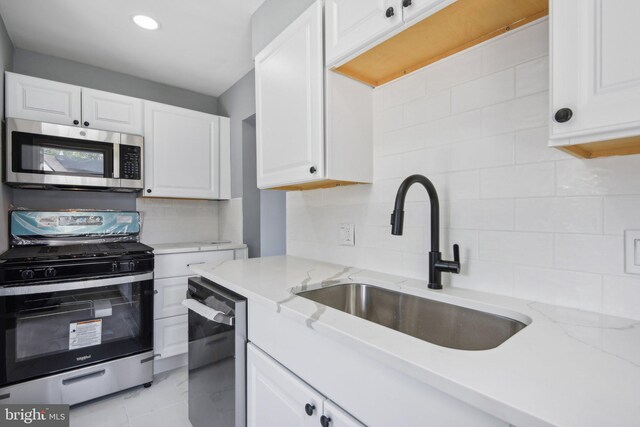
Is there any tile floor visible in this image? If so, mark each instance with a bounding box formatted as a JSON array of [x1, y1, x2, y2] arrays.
[[69, 367, 192, 427]]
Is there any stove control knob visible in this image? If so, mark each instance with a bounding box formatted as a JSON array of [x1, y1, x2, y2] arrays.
[[44, 267, 57, 278], [21, 269, 35, 280]]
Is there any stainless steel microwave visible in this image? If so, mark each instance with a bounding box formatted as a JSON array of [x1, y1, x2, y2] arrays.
[[4, 118, 143, 192]]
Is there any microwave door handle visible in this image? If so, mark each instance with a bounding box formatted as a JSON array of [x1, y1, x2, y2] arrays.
[[182, 299, 235, 326], [113, 142, 120, 179]]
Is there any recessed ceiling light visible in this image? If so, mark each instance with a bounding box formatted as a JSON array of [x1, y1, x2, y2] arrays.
[[133, 15, 159, 30]]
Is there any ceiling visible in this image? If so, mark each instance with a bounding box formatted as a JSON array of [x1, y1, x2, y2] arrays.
[[0, 0, 267, 97]]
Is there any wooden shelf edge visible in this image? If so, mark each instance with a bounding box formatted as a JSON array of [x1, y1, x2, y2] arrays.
[[335, 0, 549, 88], [265, 179, 368, 191], [556, 135, 640, 159]]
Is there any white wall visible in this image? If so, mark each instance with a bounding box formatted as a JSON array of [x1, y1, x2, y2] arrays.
[[287, 19, 640, 321]]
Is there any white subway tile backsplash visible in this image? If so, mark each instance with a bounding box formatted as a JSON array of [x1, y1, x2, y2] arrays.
[[451, 133, 515, 171], [515, 197, 603, 234], [287, 21, 640, 319], [451, 69, 515, 113], [482, 92, 548, 136], [554, 234, 624, 275], [425, 47, 483, 93], [449, 259, 515, 296], [480, 162, 554, 198], [556, 155, 640, 196], [515, 127, 571, 164], [403, 89, 451, 127], [513, 266, 603, 312], [445, 199, 514, 230], [375, 105, 403, 133], [478, 231, 553, 267], [515, 56, 549, 96], [604, 196, 640, 235], [482, 20, 549, 75], [602, 275, 640, 320]]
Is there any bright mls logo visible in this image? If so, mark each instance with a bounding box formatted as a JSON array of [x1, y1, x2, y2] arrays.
[[1, 405, 69, 426]]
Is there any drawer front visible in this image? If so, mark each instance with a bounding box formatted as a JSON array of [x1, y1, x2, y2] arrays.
[[154, 250, 234, 279], [154, 276, 189, 319], [154, 315, 188, 360]]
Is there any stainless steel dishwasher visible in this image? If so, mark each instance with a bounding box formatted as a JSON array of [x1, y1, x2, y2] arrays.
[[183, 276, 246, 427]]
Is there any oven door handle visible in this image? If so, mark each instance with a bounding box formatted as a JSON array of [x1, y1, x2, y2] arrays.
[[0, 272, 154, 296], [182, 298, 235, 326]]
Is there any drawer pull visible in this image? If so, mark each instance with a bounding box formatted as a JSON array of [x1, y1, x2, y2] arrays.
[[62, 369, 105, 385]]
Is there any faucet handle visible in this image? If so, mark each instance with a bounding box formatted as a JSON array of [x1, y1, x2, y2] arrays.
[[453, 244, 459, 264]]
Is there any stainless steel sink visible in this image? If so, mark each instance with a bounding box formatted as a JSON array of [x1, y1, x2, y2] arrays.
[[296, 283, 527, 350]]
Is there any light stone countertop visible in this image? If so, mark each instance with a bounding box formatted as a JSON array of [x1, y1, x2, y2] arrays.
[[150, 241, 247, 255], [190, 255, 640, 427]]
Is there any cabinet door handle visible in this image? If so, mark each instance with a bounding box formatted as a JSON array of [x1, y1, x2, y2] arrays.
[[320, 415, 332, 427], [310, 166, 317, 174], [554, 108, 573, 123], [403, 0, 412, 7], [84, 121, 90, 127], [385, 6, 395, 17], [73, 120, 79, 125], [146, 189, 152, 194], [305, 403, 316, 416]]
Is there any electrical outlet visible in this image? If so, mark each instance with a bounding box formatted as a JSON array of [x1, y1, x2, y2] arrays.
[[625, 230, 640, 275], [339, 223, 355, 246]]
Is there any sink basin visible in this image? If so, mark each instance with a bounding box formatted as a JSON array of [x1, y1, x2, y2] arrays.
[[296, 283, 527, 350]]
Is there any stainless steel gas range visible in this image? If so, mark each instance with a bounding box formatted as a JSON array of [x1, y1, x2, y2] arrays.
[[0, 210, 154, 405]]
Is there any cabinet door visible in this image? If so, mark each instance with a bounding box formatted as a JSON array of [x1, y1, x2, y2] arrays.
[[550, 0, 640, 145], [401, 0, 448, 24], [81, 88, 143, 134], [154, 314, 188, 359], [154, 277, 189, 320], [5, 72, 81, 126], [325, 0, 403, 66], [255, 1, 325, 189], [323, 400, 365, 427], [247, 343, 323, 427], [144, 101, 223, 199]]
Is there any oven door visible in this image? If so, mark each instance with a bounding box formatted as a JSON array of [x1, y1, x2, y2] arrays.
[[5, 118, 121, 188], [0, 273, 154, 388]]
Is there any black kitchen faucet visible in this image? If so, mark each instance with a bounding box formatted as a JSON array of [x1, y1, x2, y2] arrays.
[[390, 174, 460, 289]]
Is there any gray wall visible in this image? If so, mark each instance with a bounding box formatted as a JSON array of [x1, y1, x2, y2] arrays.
[[242, 117, 260, 258], [0, 15, 12, 251], [218, 67, 286, 258], [13, 49, 218, 114], [251, 0, 316, 57], [218, 69, 256, 199]]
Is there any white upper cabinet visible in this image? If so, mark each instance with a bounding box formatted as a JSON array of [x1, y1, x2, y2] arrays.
[[81, 88, 143, 134], [550, 0, 640, 156], [325, 0, 403, 66], [400, 0, 447, 23], [256, 0, 325, 189], [144, 101, 230, 200], [325, 0, 448, 66], [6, 72, 144, 134], [255, 0, 373, 190], [5, 72, 82, 127]]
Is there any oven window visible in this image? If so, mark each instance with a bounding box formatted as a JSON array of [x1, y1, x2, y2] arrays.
[[15, 284, 143, 362], [12, 132, 114, 178]]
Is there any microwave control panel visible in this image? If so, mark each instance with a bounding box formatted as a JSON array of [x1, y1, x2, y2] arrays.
[[120, 145, 142, 180]]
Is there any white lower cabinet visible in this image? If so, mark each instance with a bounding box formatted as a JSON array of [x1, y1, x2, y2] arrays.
[[154, 315, 188, 360], [248, 343, 364, 427]]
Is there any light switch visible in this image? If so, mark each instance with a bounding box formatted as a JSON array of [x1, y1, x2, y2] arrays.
[[625, 230, 640, 275], [339, 223, 355, 246]]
